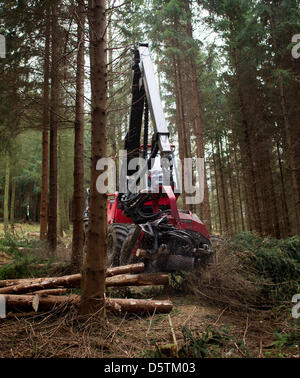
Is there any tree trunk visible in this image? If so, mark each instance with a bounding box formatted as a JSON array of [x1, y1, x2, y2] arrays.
[[57, 136, 63, 237], [173, 55, 190, 210], [212, 148, 222, 234], [10, 176, 16, 227], [232, 48, 262, 235], [226, 143, 237, 234], [276, 141, 291, 236], [47, 1, 60, 251], [216, 139, 231, 235], [71, 0, 86, 273], [4, 152, 10, 234], [40, 4, 50, 240], [184, 0, 211, 230], [269, 11, 300, 234], [80, 0, 108, 316], [233, 144, 245, 231], [173, 56, 186, 207]]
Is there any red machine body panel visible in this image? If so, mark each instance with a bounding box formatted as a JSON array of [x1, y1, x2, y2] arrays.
[[107, 185, 210, 241]]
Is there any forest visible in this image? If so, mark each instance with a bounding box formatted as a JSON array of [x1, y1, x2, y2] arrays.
[[0, 0, 299, 361]]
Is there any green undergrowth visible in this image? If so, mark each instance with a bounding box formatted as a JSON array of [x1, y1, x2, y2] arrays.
[[176, 232, 300, 312], [144, 324, 250, 358], [0, 232, 55, 279], [231, 232, 300, 305]]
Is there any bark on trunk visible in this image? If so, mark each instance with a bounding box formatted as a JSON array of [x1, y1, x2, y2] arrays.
[[276, 140, 291, 236], [40, 4, 50, 240], [80, 0, 108, 316], [212, 148, 222, 234], [269, 12, 300, 234], [71, 0, 85, 273], [216, 139, 231, 235], [47, 1, 60, 251], [4, 152, 10, 234], [184, 0, 211, 230], [233, 144, 245, 232], [233, 48, 262, 235], [10, 176, 16, 226]]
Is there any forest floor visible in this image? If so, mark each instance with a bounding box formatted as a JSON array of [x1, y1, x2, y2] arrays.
[[0, 223, 299, 358]]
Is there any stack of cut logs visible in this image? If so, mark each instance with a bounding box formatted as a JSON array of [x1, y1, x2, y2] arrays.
[[0, 263, 173, 315]]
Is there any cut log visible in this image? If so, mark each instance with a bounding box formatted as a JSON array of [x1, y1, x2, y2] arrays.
[[29, 262, 66, 269], [0, 274, 81, 294], [106, 262, 145, 277], [0, 268, 167, 295], [4, 294, 79, 312], [106, 272, 169, 287], [106, 298, 173, 314], [3, 294, 172, 314], [27, 288, 68, 295], [0, 262, 145, 288]]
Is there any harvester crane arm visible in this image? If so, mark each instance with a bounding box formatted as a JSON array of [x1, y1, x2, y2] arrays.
[[120, 43, 176, 223]]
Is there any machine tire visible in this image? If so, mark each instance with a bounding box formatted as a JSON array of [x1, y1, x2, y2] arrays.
[[107, 223, 131, 267], [119, 226, 142, 266]]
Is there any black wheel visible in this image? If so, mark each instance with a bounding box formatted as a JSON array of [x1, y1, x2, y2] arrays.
[[119, 226, 142, 266], [107, 223, 131, 267]]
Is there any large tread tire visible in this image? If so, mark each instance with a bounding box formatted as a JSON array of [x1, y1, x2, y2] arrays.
[[107, 223, 131, 267], [119, 226, 142, 266]]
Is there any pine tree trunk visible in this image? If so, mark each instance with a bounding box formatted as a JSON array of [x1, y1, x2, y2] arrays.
[[233, 144, 245, 231], [40, 4, 50, 240], [269, 12, 300, 234], [47, 1, 60, 251], [226, 143, 237, 234], [216, 139, 231, 235], [10, 176, 16, 227], [57, 134, 63, 237], [80, 0, 107, 316], [276, 140, 291, 236], [233, 48, 262, 235], [176, 58, 193, 213], [184, 0, 211, 230], [4, 152, 10, 234], [212, 149, 222, 235], [71, 0, 85, 273], [173, 55, 187, 208]]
